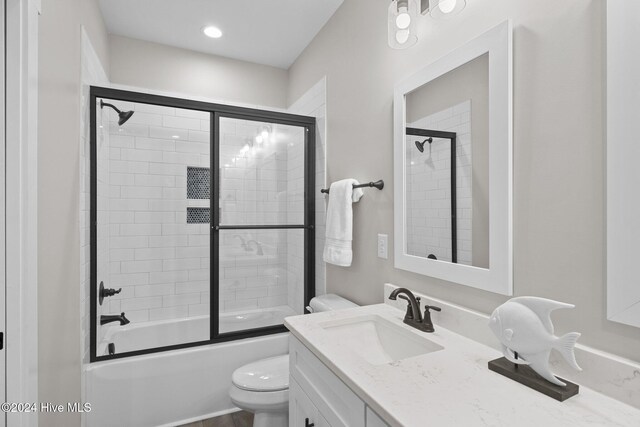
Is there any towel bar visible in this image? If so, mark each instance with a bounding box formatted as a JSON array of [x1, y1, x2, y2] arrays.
[[321, 180, 384, 194]]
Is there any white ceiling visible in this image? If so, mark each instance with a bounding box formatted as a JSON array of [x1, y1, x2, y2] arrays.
[[98, 0, 344, 69]]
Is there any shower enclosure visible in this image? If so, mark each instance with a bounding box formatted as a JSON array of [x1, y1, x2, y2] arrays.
[[89, 87, 315, 361], [405, 127, 458, 263]]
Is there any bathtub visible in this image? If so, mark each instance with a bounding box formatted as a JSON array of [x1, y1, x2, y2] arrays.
[[85, 307, 296, 427], [97, 305, 297, 356]]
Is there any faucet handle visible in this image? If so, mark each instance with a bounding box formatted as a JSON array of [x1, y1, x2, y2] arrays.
[[397, 295, 415, 319], [425, 305, 441, 312]]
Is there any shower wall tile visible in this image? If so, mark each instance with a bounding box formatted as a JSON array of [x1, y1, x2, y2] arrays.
[[103, 103, 211, 325], [99, 93, 320, 331]]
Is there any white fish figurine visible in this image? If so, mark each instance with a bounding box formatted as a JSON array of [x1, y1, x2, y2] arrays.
[[489, 297, 582, 386]]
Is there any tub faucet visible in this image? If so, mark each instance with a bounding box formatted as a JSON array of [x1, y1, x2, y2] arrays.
[[246, 240, 263, 255], [388, 288, 441, 333], [100, 312, 130, 326]]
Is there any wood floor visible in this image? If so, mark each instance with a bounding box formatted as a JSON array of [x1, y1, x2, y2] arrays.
[[179, 411, 253, 427]]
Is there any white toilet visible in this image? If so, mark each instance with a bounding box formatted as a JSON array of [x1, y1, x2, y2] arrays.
[[229, 294, 357, 427]]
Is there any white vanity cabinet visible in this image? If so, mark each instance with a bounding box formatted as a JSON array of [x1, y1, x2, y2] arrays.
[[289, 336, 390, 427]]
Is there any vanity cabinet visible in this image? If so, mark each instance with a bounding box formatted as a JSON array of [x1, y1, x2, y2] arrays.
[[289, 336, 389, 427]]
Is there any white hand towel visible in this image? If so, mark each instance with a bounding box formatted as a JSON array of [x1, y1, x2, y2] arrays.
[[323, 179, 364, 267]]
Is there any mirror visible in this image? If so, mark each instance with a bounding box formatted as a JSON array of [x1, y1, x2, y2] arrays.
[[394, 21, 513, 295], [404, 54, 489, 268], [606, 0, 640, 327]]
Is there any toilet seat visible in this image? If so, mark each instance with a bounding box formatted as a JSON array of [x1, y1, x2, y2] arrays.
[[232, 354, 289, 392]]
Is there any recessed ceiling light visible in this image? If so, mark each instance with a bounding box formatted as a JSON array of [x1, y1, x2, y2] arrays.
[[202, 26, 223, 39]]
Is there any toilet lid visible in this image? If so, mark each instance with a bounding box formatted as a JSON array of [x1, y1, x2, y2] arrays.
[[232, 355, 290, 392]]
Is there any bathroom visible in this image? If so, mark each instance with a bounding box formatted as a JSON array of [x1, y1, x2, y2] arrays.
[[2, 0, 640, 426]]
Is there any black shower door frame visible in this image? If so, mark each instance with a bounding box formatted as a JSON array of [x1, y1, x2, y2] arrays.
[[406, 127, 458, 263], [89, 86, 316, 362]]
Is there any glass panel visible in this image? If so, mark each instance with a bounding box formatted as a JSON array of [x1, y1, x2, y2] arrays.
[[218, 229, 304, 334], [219, 117, 305, 225], [95, 98, 210, 356]]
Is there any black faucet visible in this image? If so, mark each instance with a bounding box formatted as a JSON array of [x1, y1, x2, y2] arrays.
[[388, 288, 441, 333], [100, 312, 130, 326]]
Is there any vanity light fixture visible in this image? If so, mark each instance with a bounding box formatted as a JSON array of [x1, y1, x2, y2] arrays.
[[388, 0, 418, 49], [388, 0, 467, 49], [202, 26, 223, 39]]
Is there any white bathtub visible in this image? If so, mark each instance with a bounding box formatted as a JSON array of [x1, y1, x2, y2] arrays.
[[97, 306, 296, 356], [85, 308, 295, 427]]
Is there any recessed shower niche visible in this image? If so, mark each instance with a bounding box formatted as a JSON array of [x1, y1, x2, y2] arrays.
[[90, 87, 316, 361]]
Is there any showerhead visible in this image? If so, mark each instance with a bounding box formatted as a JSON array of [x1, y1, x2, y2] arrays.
[[118, 110, 134, 126], [415, 137, 433, 153], [100, 99, 135, 126]]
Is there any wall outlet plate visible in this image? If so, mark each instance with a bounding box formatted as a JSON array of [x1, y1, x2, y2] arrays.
[[378, 234, 388, 259]]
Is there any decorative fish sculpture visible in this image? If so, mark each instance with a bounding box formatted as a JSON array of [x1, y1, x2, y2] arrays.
[[489, 297, 582, 386]]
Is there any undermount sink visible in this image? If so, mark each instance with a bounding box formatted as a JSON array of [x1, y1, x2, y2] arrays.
[[319, 314, 443, 365]]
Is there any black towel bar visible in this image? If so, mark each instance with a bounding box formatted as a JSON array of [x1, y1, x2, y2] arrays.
[[321, 180, 384, 194]]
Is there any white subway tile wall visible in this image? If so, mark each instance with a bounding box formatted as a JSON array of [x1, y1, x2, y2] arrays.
[[99, 102, 212, 331], [218, 117, 305, 320], [406, 100, 473, 265], [97, 101, 312, 338]]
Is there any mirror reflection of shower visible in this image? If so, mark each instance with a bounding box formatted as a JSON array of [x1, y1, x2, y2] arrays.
[[100, 99, 134, 126], [415, 137, 434, 167]]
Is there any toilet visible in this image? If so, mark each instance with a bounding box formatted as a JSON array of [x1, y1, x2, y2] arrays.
[[229, 294, 357, 427]]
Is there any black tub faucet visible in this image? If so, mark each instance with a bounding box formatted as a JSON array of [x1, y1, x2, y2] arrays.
[[100, 312, 130, 326], [388, 288, 441, 333]]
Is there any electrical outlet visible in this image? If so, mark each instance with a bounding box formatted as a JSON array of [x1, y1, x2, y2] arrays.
[[377, 234, 388, 259]]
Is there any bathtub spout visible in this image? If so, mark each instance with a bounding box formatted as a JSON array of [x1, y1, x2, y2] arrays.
[[101, 312, 130, 326]]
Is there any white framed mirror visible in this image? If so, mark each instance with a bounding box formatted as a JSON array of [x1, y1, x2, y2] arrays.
[[606, 0, 640, 327], [393, 21, 513, 295]]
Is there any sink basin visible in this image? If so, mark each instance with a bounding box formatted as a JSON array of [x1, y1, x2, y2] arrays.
[[319, 315, 443, 365]]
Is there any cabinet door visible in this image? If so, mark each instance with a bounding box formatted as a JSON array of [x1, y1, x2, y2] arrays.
[[290, 378, 319, 427]]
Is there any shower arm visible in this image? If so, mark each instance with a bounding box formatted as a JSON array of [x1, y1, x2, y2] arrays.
[[100, 100, 122, 114]]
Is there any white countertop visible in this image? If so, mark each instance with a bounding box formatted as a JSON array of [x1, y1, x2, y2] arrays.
[[284, 304, 640, 427]]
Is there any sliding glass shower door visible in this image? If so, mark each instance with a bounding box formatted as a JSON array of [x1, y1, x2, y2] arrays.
[[90, 87, 315, 361], [213, 114, 314, 335]]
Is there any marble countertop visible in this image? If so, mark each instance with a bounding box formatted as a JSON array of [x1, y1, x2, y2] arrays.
[[285, 304, 640, 427]]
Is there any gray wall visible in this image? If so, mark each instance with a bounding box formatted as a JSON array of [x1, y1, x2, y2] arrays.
[[81, 0, 110, 77], [287, 0, 640, 362], [39, 0, 109, 425], [109, 35, 289, 109], [406, 53, 489, 268]]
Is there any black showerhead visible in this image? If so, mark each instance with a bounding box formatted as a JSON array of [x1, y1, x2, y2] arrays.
[[415, 137, 433, 153], [118, 110, 134, 126], [100, 100, 135, 126]]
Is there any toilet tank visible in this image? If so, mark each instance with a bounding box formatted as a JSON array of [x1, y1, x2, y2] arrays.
[[307, 294, 358, 313]]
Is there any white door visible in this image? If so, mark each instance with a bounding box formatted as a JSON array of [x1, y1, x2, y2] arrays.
[[0, 0, 7, 425]]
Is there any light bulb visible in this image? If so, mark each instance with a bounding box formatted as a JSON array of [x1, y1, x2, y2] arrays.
[[202, 26, 223, 38], [261, 130, 269, 140], [396, 29, 410, 44], [255, 135, 263, 144], [438, 0, 457, 14], [396, 7, 411, 29]]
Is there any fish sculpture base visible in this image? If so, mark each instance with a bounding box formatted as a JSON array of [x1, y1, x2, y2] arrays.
[[488, 357, 579, 402]]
